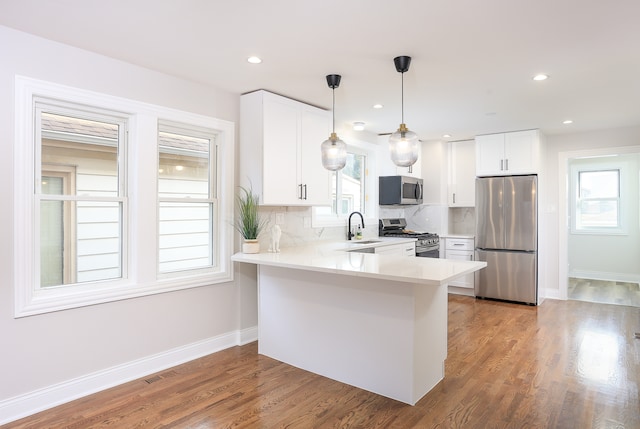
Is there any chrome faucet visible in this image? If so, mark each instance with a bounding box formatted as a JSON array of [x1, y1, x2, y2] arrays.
[[347, 211, 365, 240]]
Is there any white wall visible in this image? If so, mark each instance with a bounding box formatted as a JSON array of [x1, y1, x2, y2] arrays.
[[542, 126, 640, 298], [0, 25, 250, 422]]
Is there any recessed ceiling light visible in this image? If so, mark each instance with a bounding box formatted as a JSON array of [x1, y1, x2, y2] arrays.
[[533, 74, 549, 81], [373, 104, 383, 109], [442, 134, 451, 138], [563, 119, 573, 124], [247, 56, 262, 64], [353, 122, 365, 131]]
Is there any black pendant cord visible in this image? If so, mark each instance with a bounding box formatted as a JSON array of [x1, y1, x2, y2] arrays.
[[401, 72, 405, 124], [332, 88, 336, 134]]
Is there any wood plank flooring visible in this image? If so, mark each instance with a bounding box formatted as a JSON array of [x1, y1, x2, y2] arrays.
[[568, 277, 640, 307], [4, 295, 640, 428]]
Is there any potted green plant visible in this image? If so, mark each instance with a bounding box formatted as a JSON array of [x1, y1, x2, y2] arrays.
[[234, 185, 267, 253]]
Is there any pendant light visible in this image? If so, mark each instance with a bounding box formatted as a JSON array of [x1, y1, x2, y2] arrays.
[[389, 56, 419, 167], [321, 74, 347, 171]]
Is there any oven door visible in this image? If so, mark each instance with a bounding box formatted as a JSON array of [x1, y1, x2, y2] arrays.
[[416, 243, 439, 258]]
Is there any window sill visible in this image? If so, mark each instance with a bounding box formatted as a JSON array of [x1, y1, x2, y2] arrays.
[[15, 271, 233, 318]]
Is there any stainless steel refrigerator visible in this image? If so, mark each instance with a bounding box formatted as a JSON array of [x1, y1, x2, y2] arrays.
[[475, 175, 537, 305]]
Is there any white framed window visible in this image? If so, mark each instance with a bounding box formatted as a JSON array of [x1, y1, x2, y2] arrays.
[[577, 169, 620, 229], [312, 143, 376, 228], [570, 160, 627, 235], [14, 76, 235, 317], [37, 105, 128, 288], [157, 121, 218, 275]]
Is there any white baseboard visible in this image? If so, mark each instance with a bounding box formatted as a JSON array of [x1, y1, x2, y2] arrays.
[[238, 325, 259, 345], [0, 326, 258, 425], [569, 270, 640, 284], [542, 288, 563, 300], [448, 286, 475, 297]]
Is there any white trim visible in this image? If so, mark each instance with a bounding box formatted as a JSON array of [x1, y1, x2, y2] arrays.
[[14, 76, 235, 317], [558, 145, 640, 301], [0, 327, 258, 425], [543, 289, 563, 300], [237, 326, 259, 345]]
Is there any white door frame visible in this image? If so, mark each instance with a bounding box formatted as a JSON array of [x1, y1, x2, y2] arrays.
[[558, 145, 640, 299]]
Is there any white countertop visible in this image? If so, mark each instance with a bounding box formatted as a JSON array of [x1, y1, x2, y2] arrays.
[[232, 238, 486, 286]]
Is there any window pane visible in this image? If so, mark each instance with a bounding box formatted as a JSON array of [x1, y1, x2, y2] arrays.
[[339, 153, 365, 215], [159, 202, 212, 272], [40, 200, 122, 287], [158, 124, 216, 274], [38, 108, 124, 289], [41, 112, 119, 196], [578, 200, 619, 228], [579, 170, 619, 199], [159, 131, 210, 198]]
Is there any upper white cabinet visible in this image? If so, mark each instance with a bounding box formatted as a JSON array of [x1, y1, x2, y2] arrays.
[[240, 90, 331, 206], [475, 129, 541, 176], [448, 140, 475, 207]]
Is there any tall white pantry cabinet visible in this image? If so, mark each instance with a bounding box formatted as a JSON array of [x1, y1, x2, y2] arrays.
[[240, 90, 331, 206]]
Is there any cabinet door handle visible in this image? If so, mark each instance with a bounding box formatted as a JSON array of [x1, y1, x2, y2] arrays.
[[453, 193, 456, 204], [303, 184, 307, 200], [500, 159, 504, 171], [505, 159, 509, 170], [298, 184, 303, 200]]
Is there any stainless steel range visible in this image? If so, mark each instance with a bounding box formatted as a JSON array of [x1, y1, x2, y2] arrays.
[[378, 218, 440, 258]]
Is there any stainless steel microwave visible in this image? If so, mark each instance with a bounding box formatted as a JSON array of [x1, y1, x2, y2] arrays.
[[379, 175, 423, 205]]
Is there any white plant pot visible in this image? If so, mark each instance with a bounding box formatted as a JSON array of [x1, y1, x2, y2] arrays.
[[242, 239, 260, 254]]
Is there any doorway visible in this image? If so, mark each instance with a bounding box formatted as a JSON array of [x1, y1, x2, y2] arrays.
[[559, 147, 640, 307]]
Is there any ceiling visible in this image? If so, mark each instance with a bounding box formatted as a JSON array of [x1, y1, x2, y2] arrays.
[[1, 0, 639, 142]]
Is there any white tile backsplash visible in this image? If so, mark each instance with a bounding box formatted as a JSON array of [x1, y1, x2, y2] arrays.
[[254, 206, 377, 250], [249, 204, 472, 252], [448, 207, 476, 235]]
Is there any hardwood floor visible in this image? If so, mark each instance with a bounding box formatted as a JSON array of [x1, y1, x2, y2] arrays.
[[568, 277, 640, 307], [5, 295, 640, 428]]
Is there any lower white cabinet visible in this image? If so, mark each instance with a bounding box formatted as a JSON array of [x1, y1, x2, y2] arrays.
[[375, 242, 416, 257], [443, 237, 475, 294]]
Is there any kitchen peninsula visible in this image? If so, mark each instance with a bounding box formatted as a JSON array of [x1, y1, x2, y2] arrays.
[[232, 241, 486, 405]]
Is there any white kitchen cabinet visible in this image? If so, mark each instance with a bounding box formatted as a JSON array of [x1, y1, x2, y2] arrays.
[[475, 129, 540, 176], [240, 90, 331, 206], [448, 140, 475, 207], [444, 237, 475, 294], [375, 242, 416, 257]]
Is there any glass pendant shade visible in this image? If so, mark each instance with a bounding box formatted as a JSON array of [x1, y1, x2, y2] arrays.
[[321, 74, 347, 171], [321, 132, 347, 171], [389, 123, 419, 167]]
